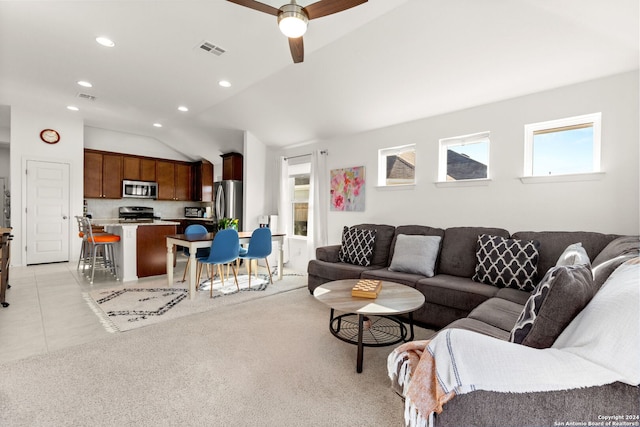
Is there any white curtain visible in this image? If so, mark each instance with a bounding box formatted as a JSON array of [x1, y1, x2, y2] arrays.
[[278, 157, 290, 263], [307, 150, 328, 260]]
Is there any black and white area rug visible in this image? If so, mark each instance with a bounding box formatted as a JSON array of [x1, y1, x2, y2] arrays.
[[85, 273, 304, 332]]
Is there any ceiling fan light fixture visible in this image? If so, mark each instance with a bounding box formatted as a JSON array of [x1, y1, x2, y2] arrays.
[[278, 4, 308, 38]]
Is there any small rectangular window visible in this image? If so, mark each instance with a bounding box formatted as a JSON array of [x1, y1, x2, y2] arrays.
[[378, 144, 416, 186], [438, 132, 490, 182], [292, 176, 309, 237], [524, 113, 601, 176], [288, 162, 310, 238]]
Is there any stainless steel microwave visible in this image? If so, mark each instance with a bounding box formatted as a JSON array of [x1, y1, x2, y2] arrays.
[[122, 180, 158, 199]]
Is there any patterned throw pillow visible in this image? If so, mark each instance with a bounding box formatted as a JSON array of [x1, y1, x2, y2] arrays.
[[472, 234, 540, 291], [509, 264, 595, 348], [338, 226, 377, 266]]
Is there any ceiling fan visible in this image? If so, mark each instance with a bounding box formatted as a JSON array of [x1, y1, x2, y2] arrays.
[[227, 0, 368, 63]]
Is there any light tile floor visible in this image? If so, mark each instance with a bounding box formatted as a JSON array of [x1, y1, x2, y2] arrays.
[[0, 259, 190, 364]]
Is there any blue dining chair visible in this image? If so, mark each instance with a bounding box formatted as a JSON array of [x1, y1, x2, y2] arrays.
[[181, 224, 210, 283], [197, 228, 240, 297], [239, 227, 273, 288]]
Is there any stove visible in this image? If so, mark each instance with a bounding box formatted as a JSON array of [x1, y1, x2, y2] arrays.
[[118, 206, 158, 223]]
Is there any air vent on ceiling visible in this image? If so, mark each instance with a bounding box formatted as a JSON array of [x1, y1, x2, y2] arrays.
[[198, 41, 226, 56], [76, 93, 96, 101]]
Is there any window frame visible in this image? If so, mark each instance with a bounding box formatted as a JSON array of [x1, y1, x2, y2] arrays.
[[523, 112, 602, 178], [437, 131, 491, 183], [377, 143, 416, 187]]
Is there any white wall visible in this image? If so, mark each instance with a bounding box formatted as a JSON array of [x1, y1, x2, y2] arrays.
[[10, 105, 85, 266], [272, 71, 640, 269], [84, 126, 193, 162], [243, 131, 268, 231]]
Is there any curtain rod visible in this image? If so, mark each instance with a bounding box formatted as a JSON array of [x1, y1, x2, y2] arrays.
[[284, 150, 328, 161]]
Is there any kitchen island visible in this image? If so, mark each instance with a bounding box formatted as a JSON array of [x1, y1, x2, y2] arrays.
[[93, 219, 179, 282]]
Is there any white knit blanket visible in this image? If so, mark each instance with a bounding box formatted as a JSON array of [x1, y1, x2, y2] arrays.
[[388, 260, 640, 427]]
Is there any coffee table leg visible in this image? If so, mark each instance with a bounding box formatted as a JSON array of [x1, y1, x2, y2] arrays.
[[356, 314, 364, 373], [406, 312, 416, 341]]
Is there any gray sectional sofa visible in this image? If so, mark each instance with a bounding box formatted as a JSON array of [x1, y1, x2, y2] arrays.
[[308, 224, 627, 330], [308, 224, 639, 426]]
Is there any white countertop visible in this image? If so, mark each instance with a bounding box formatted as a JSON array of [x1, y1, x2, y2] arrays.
[[92, 219, 180, 227], [167, 217, 216, 222]]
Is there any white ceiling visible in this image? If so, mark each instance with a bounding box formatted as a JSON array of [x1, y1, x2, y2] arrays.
[[0, 0, 638, 160]]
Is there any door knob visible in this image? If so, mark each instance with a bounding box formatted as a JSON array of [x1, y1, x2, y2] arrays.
[[62, 215, 68, 219]]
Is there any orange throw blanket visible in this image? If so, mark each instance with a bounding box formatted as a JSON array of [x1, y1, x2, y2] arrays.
[[388, 340, 455, 427]]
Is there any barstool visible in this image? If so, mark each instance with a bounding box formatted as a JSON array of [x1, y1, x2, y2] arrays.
[[80, 216, 120, 284], [76, 216, 108, 272], [75, 216, 87, 271]]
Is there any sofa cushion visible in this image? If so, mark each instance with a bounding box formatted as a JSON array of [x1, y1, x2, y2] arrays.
[[555, 242, 590, 267], [511, 231, 618, 283], [338, 226, 376, 266], [416, 274, 499, 312], [494, 287, 532, 305], [591, 236, 639, 289], [509, 264, 595, 349], [444, 318, 511, 341], [438, 227, 510, 277], [467, 298, 525, 332], [361, 269, 422, 288], [388, 234, 441, 277], [472, 234, 540, 291], [307, 259, 384, 282]]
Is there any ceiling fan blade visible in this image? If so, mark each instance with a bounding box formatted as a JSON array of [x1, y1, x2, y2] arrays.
[[226, 0, 279, 16], [289, 37, 304, 63], [304, 0, 368, 20]]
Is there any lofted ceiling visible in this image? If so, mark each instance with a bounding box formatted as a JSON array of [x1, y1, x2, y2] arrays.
[[0, 0, 638, 161]]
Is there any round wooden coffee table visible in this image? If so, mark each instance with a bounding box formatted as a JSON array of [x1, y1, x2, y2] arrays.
[[313, 279, 425, 373]]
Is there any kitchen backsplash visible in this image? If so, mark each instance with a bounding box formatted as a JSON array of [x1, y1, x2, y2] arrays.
[[86, 199, 213, 220]]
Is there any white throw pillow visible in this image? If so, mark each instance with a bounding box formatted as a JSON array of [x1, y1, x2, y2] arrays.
[[556, 242, 591, 267], [389, 234, 441, 277]]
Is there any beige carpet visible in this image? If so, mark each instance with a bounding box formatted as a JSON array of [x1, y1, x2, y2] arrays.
[[0, 279, 435, 426]]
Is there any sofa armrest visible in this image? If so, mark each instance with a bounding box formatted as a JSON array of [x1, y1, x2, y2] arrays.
[[316, 245, 341, 263], [434, 382, 640, 427]]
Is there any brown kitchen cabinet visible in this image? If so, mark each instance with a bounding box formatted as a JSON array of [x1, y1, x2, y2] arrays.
[[193, 160, 214, 201], [136, 224, 177, 278], [123, 155, 157, 182], [84, 150, 122, 199], [140, 158, 156, 181], [221, 152, 243, 181], [157, 160, 192, 201], [123, 156, 141, 180]]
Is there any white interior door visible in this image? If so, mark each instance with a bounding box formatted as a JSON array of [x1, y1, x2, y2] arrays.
[[26, 160, 70, 265]]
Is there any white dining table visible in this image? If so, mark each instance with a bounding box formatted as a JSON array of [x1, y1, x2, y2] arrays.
[[165, 230, 285, 300]]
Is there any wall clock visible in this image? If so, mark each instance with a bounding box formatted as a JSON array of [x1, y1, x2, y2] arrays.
[[40, 129, 60, 144]]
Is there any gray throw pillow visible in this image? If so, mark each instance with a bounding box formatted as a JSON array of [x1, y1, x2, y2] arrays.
[[338, 226, 377, 267], [555, 242, 591, 267], [388, 234, 442, 277], [509, 264, 595, 349]]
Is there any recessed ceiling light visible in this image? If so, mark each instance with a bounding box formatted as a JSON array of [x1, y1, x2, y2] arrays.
[[96, 37, 115, 47], [218, 80, 231, 88], [67, 106, 79, 111], [178, 106, 189, 112], [77, 80, 93, 88], [153, 123, 163, 128]]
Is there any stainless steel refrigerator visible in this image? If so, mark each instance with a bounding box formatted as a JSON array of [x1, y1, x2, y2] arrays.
[[214, 180, 243, 231]]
